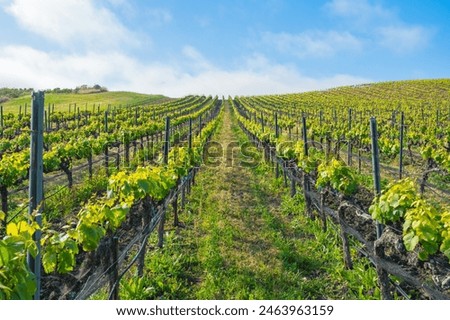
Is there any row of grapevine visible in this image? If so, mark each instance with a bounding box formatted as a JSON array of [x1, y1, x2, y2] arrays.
[[230, 84, 450, 299], [0, 96, 218, 232], [0, 94, 223, 299]]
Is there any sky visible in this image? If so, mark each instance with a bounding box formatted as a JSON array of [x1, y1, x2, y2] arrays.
[[0, 0, 449, 97]]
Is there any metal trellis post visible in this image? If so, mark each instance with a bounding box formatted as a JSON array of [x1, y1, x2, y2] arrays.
[[27, 91, 45, 300]]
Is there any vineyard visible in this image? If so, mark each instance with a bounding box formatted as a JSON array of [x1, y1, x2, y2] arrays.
[[0, 79, 449, 300]]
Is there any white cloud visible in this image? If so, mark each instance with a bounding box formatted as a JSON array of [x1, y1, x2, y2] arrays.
[[262, 30, 362, 58], [103, 0, 136, 18], [376, 25, 431, 53], [195, 16, 211, 28], [174, 61, 371, 97], [106, 0, 127, 6], [0, 45, 131, 89], [325, 0, 392, 22], [5, 0, 137, 48], [0, 45, 371, 97], [325, 0, 433, 54], [181, 45, 215, 72], [146, 8, 173, 25]]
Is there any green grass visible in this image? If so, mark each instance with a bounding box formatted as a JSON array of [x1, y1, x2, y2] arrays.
[[1, 91, 168, 114]]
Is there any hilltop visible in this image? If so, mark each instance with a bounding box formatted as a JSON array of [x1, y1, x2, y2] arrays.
[[2, 78, 449, 114], [277, 78, 450, 103], [1, 89, 168, 114]]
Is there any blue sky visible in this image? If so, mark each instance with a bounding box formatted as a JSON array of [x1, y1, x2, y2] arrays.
[[0, 0, 449, 97]]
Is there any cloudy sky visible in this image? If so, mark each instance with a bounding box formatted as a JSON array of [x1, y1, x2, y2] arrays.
[[0, 0, 448, 97]]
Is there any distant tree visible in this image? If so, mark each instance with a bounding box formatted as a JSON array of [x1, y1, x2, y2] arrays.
[[74, 84, 108, 94], [0, 87, 33, 99], [45, 87, 73, 94]]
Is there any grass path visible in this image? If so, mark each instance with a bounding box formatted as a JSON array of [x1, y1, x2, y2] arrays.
[[122, 101, 380, 300], [186, 101, 311, 299]]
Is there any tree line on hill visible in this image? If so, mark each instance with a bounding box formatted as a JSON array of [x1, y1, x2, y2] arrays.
[[0, 84, 108, 103]]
